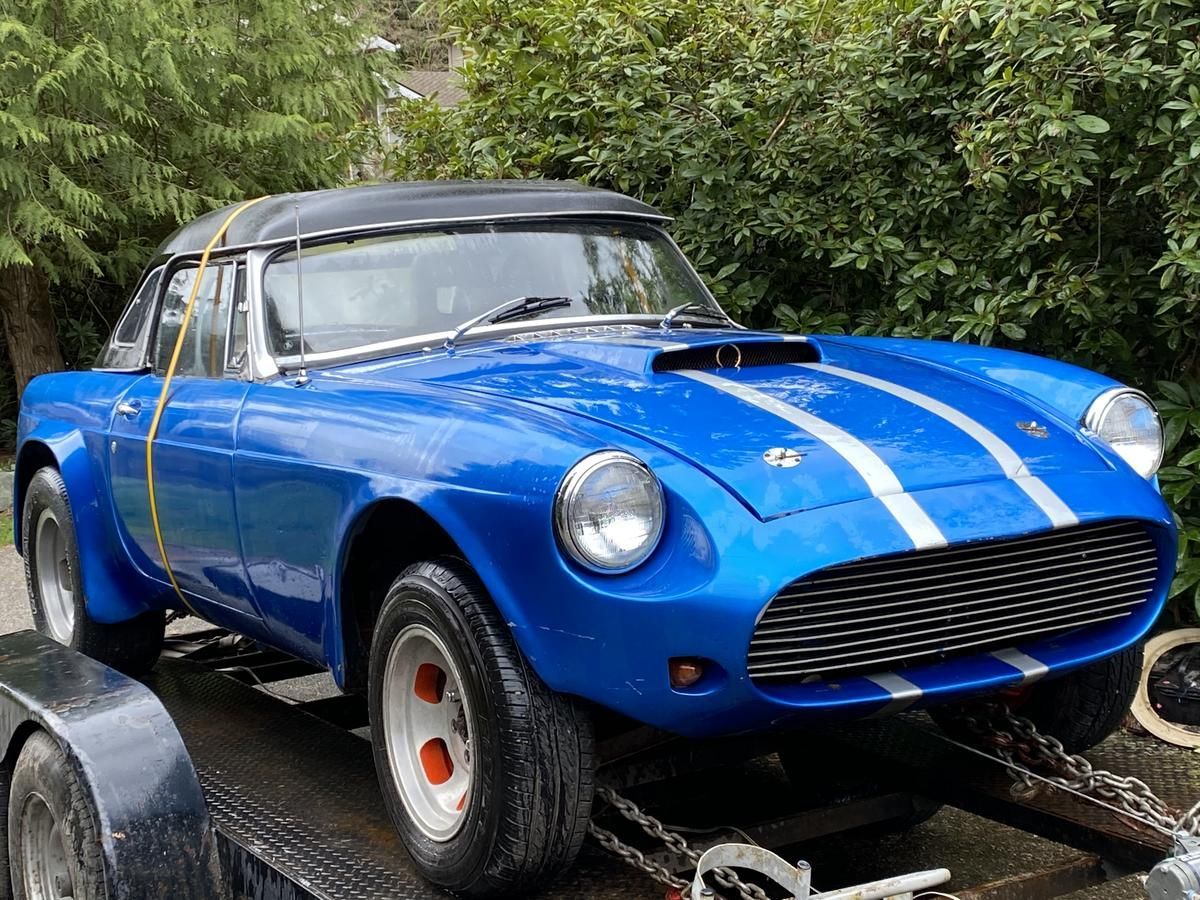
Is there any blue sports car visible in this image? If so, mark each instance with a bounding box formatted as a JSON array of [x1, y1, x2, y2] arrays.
[[16, 181, 1172, 896]]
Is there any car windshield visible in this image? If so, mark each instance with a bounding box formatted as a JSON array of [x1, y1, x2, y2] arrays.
[[261, 222, 719, 357]]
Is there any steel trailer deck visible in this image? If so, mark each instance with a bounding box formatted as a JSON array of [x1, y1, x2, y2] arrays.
[[0, 627, 1192, 899]]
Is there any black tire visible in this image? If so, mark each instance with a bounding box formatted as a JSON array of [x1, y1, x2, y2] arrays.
[[22, 466, 164, 676], [8, 731, 105, 900], [931, 645, 1142, 754], [368, 559, 594, 898]]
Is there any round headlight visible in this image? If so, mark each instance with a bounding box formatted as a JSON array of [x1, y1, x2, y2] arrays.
[[1084, 388, 1163, 478], [555, 451, 665, 573]]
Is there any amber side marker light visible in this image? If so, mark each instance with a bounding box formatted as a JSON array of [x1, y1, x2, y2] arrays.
[[669, 658, 705, 689]]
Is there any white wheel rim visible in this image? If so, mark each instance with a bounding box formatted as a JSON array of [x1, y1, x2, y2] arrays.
[[383, 624, 473, 841], [1131, 628, 1200, 749], [34, 509, 74, 644], [20, 793, 74, 899]]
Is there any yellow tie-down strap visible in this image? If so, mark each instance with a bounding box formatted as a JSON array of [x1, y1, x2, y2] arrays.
[[146, 196, 270, 605]]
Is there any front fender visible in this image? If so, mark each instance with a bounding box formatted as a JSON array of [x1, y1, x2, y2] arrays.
[[16, 420, 153, 625], [322, 429, 734, 695]]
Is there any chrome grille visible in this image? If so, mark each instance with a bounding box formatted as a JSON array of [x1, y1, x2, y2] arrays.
[[748, 520, 1159, 683]]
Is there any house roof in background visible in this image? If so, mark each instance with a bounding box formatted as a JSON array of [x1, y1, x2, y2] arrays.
[[397, 70, 466, 107]]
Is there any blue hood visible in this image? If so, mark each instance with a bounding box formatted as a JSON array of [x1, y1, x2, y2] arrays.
[[321, 330, 1112, 521]]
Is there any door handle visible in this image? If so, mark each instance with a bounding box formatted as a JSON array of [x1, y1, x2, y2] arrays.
[[116, 401, 142, 418]]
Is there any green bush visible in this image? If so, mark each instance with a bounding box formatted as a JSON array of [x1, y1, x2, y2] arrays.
[[389, 0, 1200, 620]]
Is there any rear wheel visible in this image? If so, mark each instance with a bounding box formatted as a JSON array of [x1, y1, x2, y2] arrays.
[[368, 559, 594, 897], [23, 467, 164, 676]]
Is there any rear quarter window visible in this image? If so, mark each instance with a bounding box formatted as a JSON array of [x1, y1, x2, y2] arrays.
[[95, 267, 163, 370]]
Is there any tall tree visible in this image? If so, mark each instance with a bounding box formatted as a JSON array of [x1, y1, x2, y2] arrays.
[[0, 0, 390, 393]]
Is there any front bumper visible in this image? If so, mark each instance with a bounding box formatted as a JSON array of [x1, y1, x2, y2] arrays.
[[494, 471, 1174, 739]]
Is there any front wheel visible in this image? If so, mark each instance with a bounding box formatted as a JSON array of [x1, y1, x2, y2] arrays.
[[931, 645, 1142, 753], [23, 466, 164, 676], [368, 559, 594, 898]]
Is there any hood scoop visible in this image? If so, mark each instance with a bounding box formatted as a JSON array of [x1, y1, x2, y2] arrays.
[[653, 340, 819, 373]]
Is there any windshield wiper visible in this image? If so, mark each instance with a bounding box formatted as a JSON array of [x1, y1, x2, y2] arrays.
[[444, 296, 574, 351], [660, 301, 738, 331]]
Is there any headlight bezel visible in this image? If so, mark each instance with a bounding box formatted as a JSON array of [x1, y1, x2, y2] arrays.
[[554, 450, 665, 574], [1083, 387, 1164, 479]]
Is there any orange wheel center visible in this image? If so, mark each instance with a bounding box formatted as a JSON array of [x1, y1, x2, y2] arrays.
[[419, 738, 454, 785]]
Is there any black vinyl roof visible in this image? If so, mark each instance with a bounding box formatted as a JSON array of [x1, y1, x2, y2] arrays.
[[155, 180, 669, 257]]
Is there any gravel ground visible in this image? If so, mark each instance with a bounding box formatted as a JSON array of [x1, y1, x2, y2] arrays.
[[0, 547, 28, 634]]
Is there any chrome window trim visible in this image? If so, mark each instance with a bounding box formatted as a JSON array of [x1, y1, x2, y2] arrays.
[[222, 264, 250, 379], [245, 219, 727, 380], [246, 248, 277, 381]]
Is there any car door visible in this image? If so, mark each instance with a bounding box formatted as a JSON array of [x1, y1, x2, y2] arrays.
[[107, 259, 263, 622]]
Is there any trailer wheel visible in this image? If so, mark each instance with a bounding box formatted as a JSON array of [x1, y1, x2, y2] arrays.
[[23, 467, 164, 676], [368, 559, 594, 898], [8, 731, 105, 900]]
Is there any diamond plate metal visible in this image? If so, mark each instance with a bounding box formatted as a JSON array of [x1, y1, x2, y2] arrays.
[[145, 659, 649, 900], [822, 713, 1196, 869]]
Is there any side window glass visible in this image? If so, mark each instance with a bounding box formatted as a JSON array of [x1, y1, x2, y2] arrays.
[[156, 262, 237, 377], [226, 267, 249, 374]]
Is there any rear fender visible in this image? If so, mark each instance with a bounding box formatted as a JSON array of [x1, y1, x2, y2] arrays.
[[16, 425, 153, 624]]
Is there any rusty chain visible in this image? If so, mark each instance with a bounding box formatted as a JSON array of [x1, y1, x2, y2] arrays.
[[590, 786, 772, 900]]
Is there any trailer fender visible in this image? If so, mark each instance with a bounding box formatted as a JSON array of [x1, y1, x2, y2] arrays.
[[0, 631, 222, 900]]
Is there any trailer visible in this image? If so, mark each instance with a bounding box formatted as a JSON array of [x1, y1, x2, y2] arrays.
[[0, 627, 1194, 900]]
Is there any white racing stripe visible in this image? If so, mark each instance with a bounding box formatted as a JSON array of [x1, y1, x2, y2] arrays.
[[800, 363, 1078, 529], [866, 672, 923, 715], [990, 648, 1049, 684], [679, 370, 947, 550], [1013, 475, 1077, 528]]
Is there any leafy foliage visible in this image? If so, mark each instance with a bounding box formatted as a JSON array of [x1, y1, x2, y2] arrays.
[[0, 0, 393, 395], [390, 0, 1200, 620], [381, 0, 451, 67], [0, 0, 391, 277]]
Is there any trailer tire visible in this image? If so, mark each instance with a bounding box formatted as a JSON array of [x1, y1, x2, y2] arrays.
[[8, 731, 105, 900], [368, 559, 594, 898], [931, 645, 1142, 753], [23, 466, 164, 676]]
